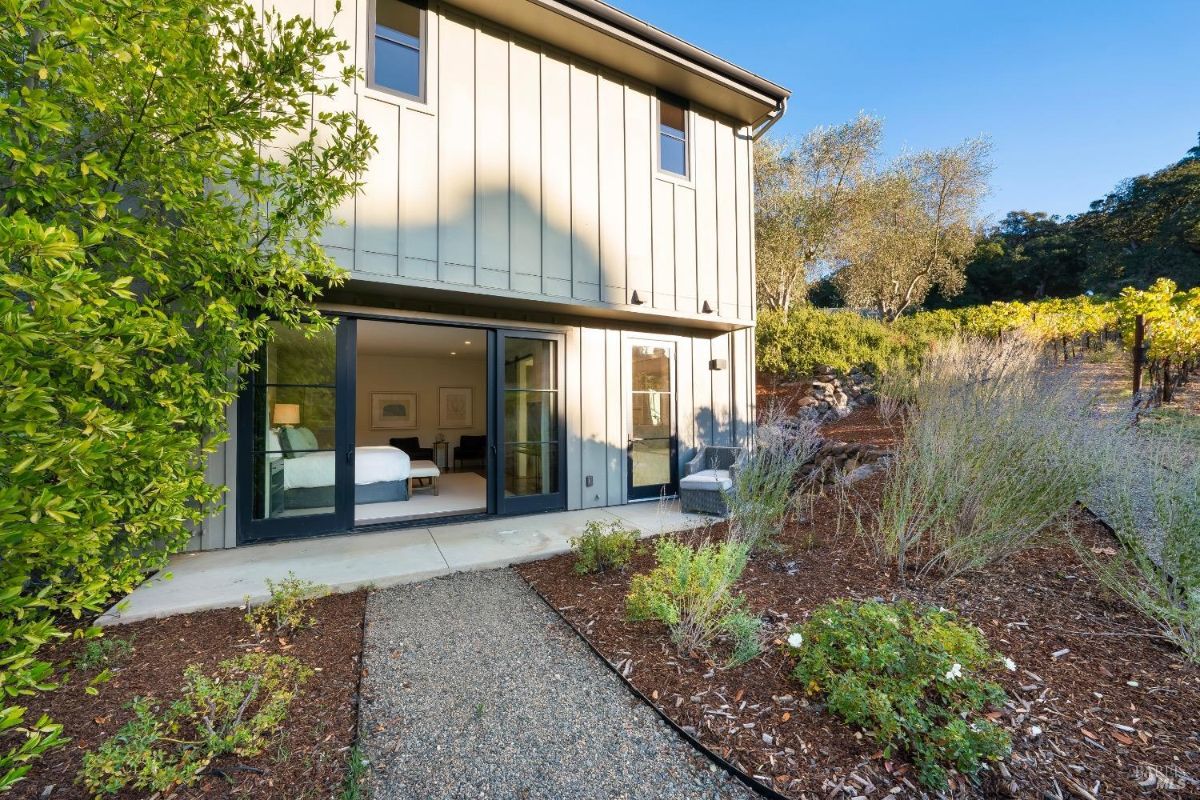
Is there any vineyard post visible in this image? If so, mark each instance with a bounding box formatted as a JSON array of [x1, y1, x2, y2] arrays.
[[1132, 314, 1146, 395]]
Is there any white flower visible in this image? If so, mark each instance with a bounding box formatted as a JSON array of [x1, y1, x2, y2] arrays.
[[1004, 657, 1017, 672], [944, 663, 963, 681], [787, 632, 804, 649]]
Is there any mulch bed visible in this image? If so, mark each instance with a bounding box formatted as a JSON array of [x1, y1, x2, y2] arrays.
[[518, 406, 1200, 798], [11, 591, 366, 800]]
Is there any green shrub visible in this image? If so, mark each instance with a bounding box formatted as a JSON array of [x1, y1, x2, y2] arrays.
[[0, 0, 373, 782], [570, 520, 640, 574], [788, 600, 1011, 789], [80, 653, 311, 795], [245, 573, 330, 636], [626, 538, 760, 666], [757, 306, 925, 378], [0, 710, 64, 793], [76, 636, 135, 672]]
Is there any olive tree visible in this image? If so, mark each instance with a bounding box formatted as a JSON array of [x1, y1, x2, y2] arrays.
[[0, 0, 374, 786], [754, 115, 881, 311], [836, 138, 992, 320]]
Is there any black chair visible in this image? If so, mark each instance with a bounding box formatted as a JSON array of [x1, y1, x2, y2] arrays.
[[454, 435, 488, 470], [389, 436, 434, 462]]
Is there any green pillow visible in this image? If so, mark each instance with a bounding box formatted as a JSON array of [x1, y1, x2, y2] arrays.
[[282, 426, 319, 453]]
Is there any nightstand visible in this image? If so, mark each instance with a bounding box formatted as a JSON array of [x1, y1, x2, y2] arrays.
[[268, 457, 286, 517], [433, 440, 449, 472]]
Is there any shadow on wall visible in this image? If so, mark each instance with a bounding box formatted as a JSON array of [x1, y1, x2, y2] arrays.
[[337, 185, 716, 315]]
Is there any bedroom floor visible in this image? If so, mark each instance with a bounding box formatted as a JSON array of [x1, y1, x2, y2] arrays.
[[355, 471, 487, 524]]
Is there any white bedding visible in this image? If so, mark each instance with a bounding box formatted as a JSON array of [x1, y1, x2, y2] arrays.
[[282, 446, 410, 490]]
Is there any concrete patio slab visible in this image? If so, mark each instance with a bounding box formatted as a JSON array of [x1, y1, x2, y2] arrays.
[[98, 500, 709, 625]]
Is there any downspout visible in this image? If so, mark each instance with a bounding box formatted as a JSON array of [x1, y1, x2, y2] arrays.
[[750, 97, 787, 141]]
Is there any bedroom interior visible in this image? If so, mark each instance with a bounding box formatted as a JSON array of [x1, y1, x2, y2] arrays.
[[254, 319, 489, 530], [353, 320, 488, 524]]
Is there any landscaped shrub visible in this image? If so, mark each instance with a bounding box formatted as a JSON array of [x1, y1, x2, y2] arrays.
[[876, 335, 1100, 581], [569, 520, 640, 574], [626, 538, 760, 666], [1085, 430, 1200, 663], [726, 412, 820, 551], [0, 0, 373, 783], [757, 306, 925, 378], [245, 573, 331, 636], [787, 600, 1012, 790], [76, 636, 135, 672], [80, 653, 312, 795]]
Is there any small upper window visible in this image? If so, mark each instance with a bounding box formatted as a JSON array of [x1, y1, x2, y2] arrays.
[[371, 0, 423, 99], [658, 97, 688, 177]]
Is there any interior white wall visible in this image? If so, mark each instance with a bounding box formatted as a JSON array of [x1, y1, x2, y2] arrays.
[[355, 354, 487, 449]]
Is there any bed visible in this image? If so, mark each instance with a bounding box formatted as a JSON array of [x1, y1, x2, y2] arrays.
[[273, 429, 411, 509]]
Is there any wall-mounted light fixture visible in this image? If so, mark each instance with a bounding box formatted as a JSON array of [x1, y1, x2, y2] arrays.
[[630, 290, 645, 305], [701, 300, 714, 314], [709, 358, 727, 371]]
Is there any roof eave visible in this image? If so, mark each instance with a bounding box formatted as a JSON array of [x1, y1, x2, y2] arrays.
[[442, 0, 790, 126]]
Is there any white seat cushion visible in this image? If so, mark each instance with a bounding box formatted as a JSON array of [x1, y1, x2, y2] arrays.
[[408, 460, 441, 479], [679, 469, 731, 492]]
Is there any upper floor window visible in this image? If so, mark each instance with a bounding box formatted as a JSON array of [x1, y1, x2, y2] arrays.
[[370, 0, 424, 100], [658, 96, 689, 177]]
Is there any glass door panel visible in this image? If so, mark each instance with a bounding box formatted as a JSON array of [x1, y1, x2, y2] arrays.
[[628, 341, 677, 500], [494, 332, 565, 514], [239, 319, 355, 542]]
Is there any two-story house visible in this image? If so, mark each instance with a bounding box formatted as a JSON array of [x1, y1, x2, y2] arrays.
[[199, 0, 789, 548]]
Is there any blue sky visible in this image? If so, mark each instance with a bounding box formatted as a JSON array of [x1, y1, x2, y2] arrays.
[[617, 0, 1200, 223]]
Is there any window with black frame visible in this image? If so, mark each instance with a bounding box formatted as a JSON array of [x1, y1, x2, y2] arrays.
[[249, 322, 339, 521], [371, 0, 423, 99]]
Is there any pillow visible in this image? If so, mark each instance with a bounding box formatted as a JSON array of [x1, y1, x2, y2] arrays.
[[277, 427, 297, 458], [267, 429, 283, 453], [289, 426, 319, 452]]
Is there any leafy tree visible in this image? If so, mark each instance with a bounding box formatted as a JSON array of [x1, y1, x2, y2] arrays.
[[0, 0, 374, 787], [932, 211, 1088, 307], [1076, 144, 1200, 292], [754, 115, 881, 311], [836, 137, 993, 320], [944, 135, 1200, 306]]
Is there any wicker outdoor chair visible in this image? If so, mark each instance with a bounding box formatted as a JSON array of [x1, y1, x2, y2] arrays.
[[678, 445, 743, 516]]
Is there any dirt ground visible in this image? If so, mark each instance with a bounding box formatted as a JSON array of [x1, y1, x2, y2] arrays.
[[12, 592, 366, 800], [519, 406, 1200, 799]]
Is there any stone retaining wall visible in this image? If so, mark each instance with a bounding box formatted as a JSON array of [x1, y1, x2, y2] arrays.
[[799, 440, 893, 487]]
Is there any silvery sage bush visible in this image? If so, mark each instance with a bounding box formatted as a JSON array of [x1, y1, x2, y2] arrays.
[[1084, 429, 1200, 663], [725, 408, 820, 552], [876, 336, 1101, 582]]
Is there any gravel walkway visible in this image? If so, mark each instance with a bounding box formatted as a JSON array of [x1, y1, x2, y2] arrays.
[[359, 569, 755, 800]]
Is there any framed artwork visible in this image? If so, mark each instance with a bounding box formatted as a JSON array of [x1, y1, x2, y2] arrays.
[[371, 392, 417, 429], [438, 386, 472, 428]]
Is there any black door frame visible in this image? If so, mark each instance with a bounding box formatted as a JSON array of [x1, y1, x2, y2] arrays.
[[237, 317, 357, 544], [626, 338, 679, 501], [490, 328, 568, 516], [237, 314, 571, 544]]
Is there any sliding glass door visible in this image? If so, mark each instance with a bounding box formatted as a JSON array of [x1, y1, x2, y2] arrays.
[[492, 330, 566, 515], [238, 318, 356, 543]]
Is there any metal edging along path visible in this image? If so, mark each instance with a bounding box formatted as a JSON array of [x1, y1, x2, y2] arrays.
[[522, 580, 793, 800]]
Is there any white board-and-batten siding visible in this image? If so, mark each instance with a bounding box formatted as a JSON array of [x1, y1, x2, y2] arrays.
[[268, 0, 756, 326], [191, 0, 762, 550]]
